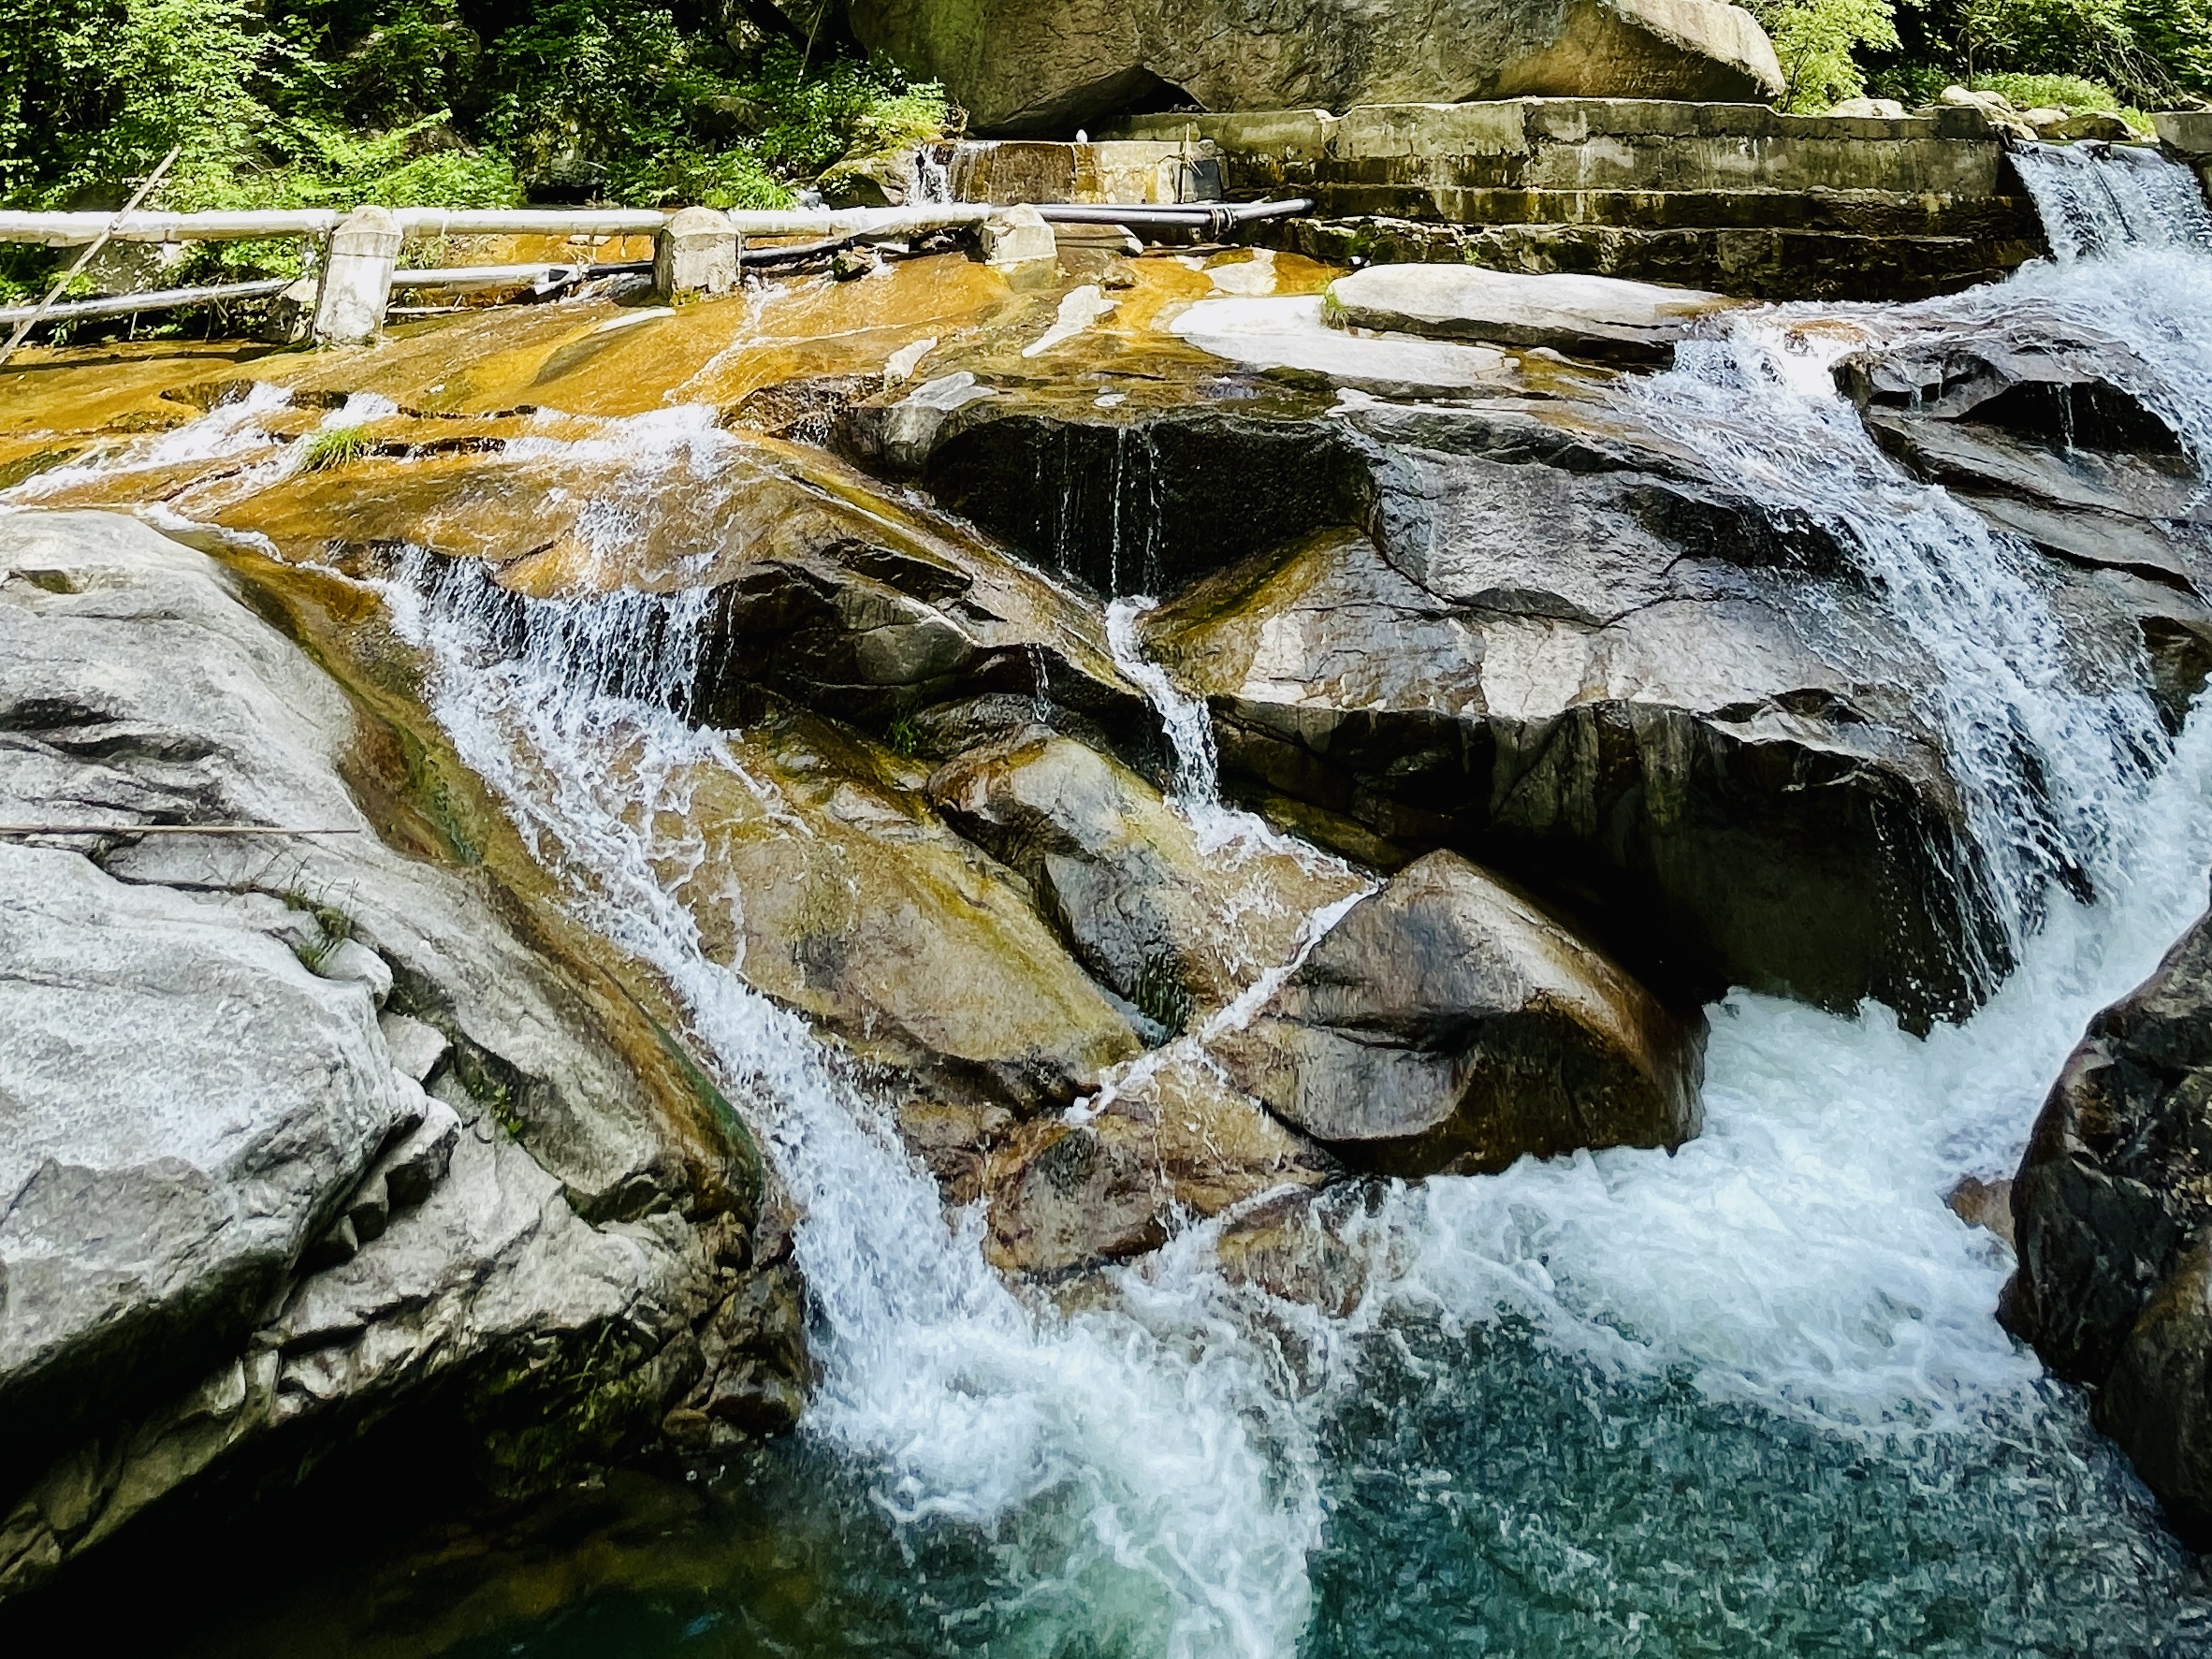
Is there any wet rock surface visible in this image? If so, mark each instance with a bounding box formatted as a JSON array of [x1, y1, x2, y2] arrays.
[[0, 512, 807, 1603], [1837, 310, 2212, 727], [1144, 479, 1994, 1026], [927, 730, 1365, 1027], [2005, 895, 2212, 1540], [982, 1050, 1335, 1274], [1213, 851, 1704, 1174]]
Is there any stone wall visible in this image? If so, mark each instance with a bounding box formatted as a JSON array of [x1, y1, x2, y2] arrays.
[[1114, 98, 2048, 298]]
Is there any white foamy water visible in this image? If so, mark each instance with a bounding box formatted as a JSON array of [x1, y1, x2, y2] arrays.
[[8, 377, 292, 501], [2012, 139, 2212, 264]]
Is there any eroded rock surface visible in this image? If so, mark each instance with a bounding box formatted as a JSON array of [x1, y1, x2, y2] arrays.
[[0, 511, 806, 1603], [1325, 263, 1740, 364], [850, 0, 1783, 135], [983, 1050, 1334, 1273], [2005, 897, 2212, 1538]]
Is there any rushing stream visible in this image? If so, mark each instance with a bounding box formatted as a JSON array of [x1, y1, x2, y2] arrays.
[[21, 145, 2212, 1657]]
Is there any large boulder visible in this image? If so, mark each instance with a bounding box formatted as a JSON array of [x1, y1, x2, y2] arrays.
[[0, 512, 806, 1604], [1212, 851, 1704, 1173], [849, 0, 1783, 135], [2004, 897, 2212, 1540], [850, 353, 2014, 1026], [1144, 493, 1994, 1028]]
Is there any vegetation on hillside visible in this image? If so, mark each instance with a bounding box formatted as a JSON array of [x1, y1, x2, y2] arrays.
[[0, 0, 948, 299], [1752, 0, 2210, 112]]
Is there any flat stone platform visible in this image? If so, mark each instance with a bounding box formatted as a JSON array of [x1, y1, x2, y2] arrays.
[[1112, 99, 2049, 298]]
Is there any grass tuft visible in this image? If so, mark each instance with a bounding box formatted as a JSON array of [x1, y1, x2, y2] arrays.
[[297, 425, 373, 473]]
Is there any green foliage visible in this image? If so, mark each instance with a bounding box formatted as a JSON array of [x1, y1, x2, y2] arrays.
[[297, 423, 373, 471], [746, 42, 950, 174], [1753, 0, 1903, 110], [1131, 952, 1196, 1038], [1972, 70, 2127, 108], [1885, 0, 2212, 105], [1, 0, 951, 237]]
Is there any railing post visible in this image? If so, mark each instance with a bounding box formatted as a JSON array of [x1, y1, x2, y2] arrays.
[[654, 206, 738, 298], [311, 207, 401, 346]]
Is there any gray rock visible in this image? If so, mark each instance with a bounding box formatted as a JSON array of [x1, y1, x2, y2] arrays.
[[1213, 851, 1705, 1173], [2004, 895, 2212, 1541], [0, 511, 804, 1603], [850, 0, 1783, 135], [0, 842, 411, 1473], [1145, 499, 1994, 1027], [1324, 264, 1739, 364], [374, 1093, 462, 1211], [378, 1012, 449, 1084], [314, 937, 394, 1005]]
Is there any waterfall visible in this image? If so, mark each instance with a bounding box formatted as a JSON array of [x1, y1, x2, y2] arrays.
[[1341, 137, 2212, 1433], [377, 533, 1327, 1659], [2009, 138, 2212, 263]]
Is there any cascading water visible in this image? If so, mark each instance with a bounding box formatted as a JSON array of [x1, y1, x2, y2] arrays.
[[2011, 138, 2212, 263], [368, 484, 1331, 1659]]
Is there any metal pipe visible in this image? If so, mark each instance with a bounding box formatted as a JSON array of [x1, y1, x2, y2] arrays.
[[0, 199, 1313, 249], [390, 208, 667, 238], [0, 210, 342, 246], [0, 276, 292, 327], [1031, 198, 1314, 231], [388, 263, 580, 289]]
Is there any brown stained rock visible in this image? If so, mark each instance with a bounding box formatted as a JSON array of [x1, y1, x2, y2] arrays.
[[1209, 1186, 1375, 1318], [983, 1049, 1332, 1274], [1213, 851, 1705, 1176], [1946, 1174, 2016, 1248], [673, 705, 1144, 1118], [928, 731, 1366, 1030], [201, 428, 1151, 748]]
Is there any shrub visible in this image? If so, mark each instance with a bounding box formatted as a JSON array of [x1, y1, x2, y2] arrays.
[[1753, 0, 1904, 110]]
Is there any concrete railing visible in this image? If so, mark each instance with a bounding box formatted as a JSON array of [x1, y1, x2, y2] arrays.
[[0, 202, 1008, 345], [0, 194, 1309, 345]]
